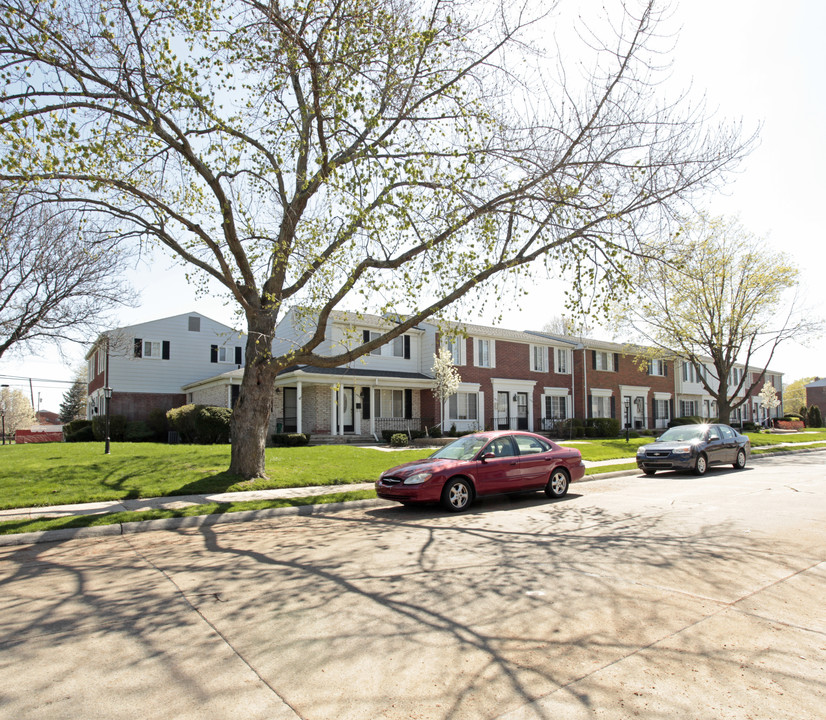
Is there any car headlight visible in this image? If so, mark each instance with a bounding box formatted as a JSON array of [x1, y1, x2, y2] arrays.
[[636, 447, 646, 456], [403, 472, 432, 485], [672, 445, 692, 454]]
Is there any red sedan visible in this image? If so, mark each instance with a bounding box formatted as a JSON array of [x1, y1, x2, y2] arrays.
[[376, 431, 585, 512]]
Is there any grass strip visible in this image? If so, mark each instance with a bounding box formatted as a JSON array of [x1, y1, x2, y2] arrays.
[[0, 489, 377, 536]]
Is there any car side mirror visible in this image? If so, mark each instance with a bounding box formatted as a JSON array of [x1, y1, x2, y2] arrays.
[[481, 452, 495, 463]]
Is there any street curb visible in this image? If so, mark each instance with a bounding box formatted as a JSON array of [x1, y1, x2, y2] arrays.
[[1, 446, 822, 547]]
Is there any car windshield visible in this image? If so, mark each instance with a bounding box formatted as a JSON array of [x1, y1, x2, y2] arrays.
[[657, 426, 707, 443], [431, 435, 489, 461]]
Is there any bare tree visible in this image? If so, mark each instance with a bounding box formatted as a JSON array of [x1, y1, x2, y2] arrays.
[[0, 190, 133, 359], [0, 0, 753, 477], [614, 214, 821, 423]]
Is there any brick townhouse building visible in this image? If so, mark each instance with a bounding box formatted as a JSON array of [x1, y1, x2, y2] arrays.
[[87, 309, 784, 438]]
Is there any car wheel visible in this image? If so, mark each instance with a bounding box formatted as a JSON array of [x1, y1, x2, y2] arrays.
[[693, 453, 708, 476], [733, 449, 747, 469], [441, 478, 472, 512], [545, 468, 570, 498]]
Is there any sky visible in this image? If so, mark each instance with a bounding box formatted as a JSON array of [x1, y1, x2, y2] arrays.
[[2, 0, 825, 413]]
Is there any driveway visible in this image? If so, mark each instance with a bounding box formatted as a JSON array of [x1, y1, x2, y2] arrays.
[[0, 452, 824, 719]]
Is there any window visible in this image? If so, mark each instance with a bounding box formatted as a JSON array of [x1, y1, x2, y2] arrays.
[[680, 400, 698, 417], [188, 316, 200, 332], [486, 436, 517, 457], [648, 359, 666, 376], [475, 338, 493, 368], [211, 344, 241, 363], [97, 349, 105, 374], [375, 389, 405, 418], [545, 395, 567, 420], [441, 337, 465, 365], [593, 351, 616, 371], [556, 348, 569, 374], [513, 435, 551, 455], [362, 330, 382, 355], [653, 399, 669, 420], [88, 357, 95, 380], [390, 334, 411, 358], [591, 395, 611, 418], [448, 392, 478, 421], [143, 340, 161, 359], [530, 346, 547, 372]]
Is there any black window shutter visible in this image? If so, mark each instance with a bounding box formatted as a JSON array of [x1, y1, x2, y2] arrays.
[[664, 361, 668, 377], [610, 396, 616, 419], [587, 394, 592, 418], [234, 346, 242, 365], [647, 362, 653, 376], [162, 341, 170, 360], [403, 335, 411, 359], [361, 388, 371, 420], [652, 397, 657, 420], [404, 389, 413, 419], [613, 353, 620, 371], [210, 345, 218, 363], [362, 330, 370, 344], [591, 351, 597, 370], [669, 398, 674, 419], [231, 384, 240, 407], [134, 338, 142, 358]]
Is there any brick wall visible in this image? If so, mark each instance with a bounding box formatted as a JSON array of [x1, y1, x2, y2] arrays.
[[108, 392, 187, 422], [806, 385, 826, 417], [190, 384, 229, 407]]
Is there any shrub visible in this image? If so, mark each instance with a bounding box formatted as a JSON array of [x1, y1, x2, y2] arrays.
[[585, 417, 620, 438], [166, 404, 232, 444], [807, 404, 823, 428], [740, 422, 759, 433], [783, 413, 803, 421], [147, 408, 169, 441], [584, 425, 599, 438], [125, 421, 155, 442], [390, 433, 408, 447], [271, 432, 311, 446], [64, 422, 94, 442], [92, 414, 127, 441]]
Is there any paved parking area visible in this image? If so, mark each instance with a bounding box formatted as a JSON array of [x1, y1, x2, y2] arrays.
[[0, 452, 824, 719]]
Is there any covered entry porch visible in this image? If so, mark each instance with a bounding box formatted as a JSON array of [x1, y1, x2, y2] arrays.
[[272, 366, 435, 441]]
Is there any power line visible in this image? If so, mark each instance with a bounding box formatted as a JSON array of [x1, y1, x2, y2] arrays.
[[0, 374, 77, 385]]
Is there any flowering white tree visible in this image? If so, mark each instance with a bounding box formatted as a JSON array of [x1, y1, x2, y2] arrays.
[[432, 351, 461, 431], [1, 386, 35, 435], [759, 381, 781, 424]]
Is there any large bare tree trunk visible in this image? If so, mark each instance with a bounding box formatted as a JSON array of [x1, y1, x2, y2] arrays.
[[229, 311, 278, 479]]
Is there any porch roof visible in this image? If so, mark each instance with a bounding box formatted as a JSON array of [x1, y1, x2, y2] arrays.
[[276, 365, 433, 385]]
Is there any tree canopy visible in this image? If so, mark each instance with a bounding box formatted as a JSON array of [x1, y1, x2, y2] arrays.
[[614, 214, 820, 423], [0, 0, 752, 476], [0, 189, 133, 359]]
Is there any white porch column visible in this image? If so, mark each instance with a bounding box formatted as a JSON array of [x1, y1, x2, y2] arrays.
[[338, 384, 345, 435], [370, 385, 376, 436], [296, 381, 303, 434], [330, 388, 337, 435]]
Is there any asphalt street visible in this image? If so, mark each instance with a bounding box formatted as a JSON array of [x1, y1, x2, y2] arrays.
[[0, 452, 824, 719]]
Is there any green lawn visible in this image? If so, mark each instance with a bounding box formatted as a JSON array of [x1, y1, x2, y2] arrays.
[[0, 443, 426, 510], [2, 430, 824, 513]]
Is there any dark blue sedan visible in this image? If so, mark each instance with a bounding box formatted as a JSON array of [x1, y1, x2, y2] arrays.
[[636, 423, 750, 476]]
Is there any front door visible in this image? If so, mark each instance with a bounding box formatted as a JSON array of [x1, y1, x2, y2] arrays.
[[516, 392, 529, 430], [340, 387, 355, 433], [496, 391, 510, 430], [283, 388, 297, 432]]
